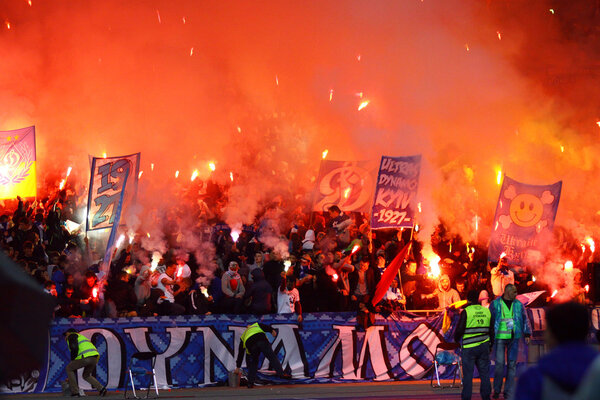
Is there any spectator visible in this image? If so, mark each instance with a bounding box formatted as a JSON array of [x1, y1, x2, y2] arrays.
[[327, 205, 352, 247], [56, 284, 82, 318], [349, 256, 375, 309], [422, 274, 461, 309], [156, 262, 186, 315], [514, 302, 597, 400], [490, 256, 514, 298], [245, 269, 272, 315], [247, 252, 264, 283], [105, 270, 138, 317], [221, 261, 245, 314], [262, 250, 283, 292], [78, 270, 100, 317], [278, 270, 302, 323]]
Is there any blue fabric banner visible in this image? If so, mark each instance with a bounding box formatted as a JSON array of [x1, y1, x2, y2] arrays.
[[0, 312, 460, 394], [5, 308, 600, 394], [371, 155, 421, 229], [488, 175, 562, 265], [86, 153, 140, 232]]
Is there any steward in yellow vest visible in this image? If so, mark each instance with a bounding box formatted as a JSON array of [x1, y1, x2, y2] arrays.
[[63, 328, 106, 397], [454, 290, 493, 400], [233, 323, 291, 388]]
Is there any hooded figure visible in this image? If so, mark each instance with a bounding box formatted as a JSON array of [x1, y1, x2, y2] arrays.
[[302, 229, 315, 250], [246, 269, 272, 315], [423, 274, 461, 309]]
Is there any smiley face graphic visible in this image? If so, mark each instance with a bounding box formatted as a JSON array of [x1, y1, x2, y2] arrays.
[[509, 194, 543, 227]]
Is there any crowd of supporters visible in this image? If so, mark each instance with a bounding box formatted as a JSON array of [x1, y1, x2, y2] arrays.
[[0, 178, 593, 321]]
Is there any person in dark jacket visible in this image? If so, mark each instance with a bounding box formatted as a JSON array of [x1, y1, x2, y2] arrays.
[[454, 290, 494, 400], [245, 269, 272, 315], [514, 302, 598, 400], [105, 270, 138, 317], [233, 323, 291, 388]]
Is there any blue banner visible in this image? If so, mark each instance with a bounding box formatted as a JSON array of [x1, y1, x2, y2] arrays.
[[86, 153, 140, 232], [5, 308, 600, 394], [488, 175, 562, 265], [371, 155, 421, 229], [0, 312, 460, 394]]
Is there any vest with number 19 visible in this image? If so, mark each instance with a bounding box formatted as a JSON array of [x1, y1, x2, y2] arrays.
[[463, 304, 491, 348]]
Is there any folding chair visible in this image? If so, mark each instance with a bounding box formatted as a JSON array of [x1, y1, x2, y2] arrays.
[[430, 342, 462, 388], [124, 351, 159, 399]]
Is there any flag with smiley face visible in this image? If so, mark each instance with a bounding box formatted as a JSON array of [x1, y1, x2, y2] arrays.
[[488, 175, 562, 266]]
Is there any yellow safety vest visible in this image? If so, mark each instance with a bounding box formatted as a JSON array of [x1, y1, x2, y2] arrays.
[[463, 304, 491, 348], [497, 300, 514, 339], [66, 333, 99, 360], [241, 323, 265, 354]]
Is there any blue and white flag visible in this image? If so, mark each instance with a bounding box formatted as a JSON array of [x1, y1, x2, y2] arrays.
[[488, 175, 562, 265], [86, 153, 140, 232], [371, 155, 421, 229]]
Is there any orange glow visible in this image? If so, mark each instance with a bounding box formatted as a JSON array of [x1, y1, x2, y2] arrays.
[[465, 43, 470, 51], [176, 266, 183, 278], [497, 31, 502, 40], [229, 171, 234, 181], [358, 100, 370, 111], [343, 187, 351, 198], [585, 284, 590, 293], [146, 232, 151, 238], [102, 152, 107, 158], [138, 170, 143, 179], [175, 170, 179, 178], [116, 234, 125, 248], [92, 287, 98, 299], [231, 230, 240, 242], [150, 163, 154, 171], [28, 0, 32, 6], [351, 244, 360, 255], [66, 166, 72, 177], [329, 89, 333, 102], [190, 47, 194, 56], [322, 149, 328, 159], [156, 10, 161, 24], [332, 273, 339, 282], [551, 289, 558, 298], [209, 162, 216, 171], [275, 75, 279, 86], [59, 179, 66, 190], [191, 169, 199, 181], [596, 120, 600, 128], [424, 250, 441, 279], [496, 168, 502, 185], [5, 21, 11, 30]]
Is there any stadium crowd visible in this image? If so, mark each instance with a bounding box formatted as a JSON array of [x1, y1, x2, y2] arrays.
[[0, 177, 592, 320]]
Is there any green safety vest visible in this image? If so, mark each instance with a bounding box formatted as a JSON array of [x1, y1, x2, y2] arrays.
[[241, 323, 265, 354], [497, 300, 514, 339], [463, 304, 491, 348], [67, 333, 99, 360]]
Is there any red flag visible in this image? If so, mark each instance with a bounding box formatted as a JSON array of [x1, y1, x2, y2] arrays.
[[371, 242, 411, 306]]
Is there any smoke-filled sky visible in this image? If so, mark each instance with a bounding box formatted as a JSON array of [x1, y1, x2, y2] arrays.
[[1, 0, 600, 244]]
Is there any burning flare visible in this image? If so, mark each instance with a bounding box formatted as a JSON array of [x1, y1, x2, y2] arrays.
[[427, 254, 441, 278], [231, 230, 240, 242], [209, 162, 216, 172], [191, 169, 199, 182], [358, 100, 370, 111], [322, 149, 328, 159]]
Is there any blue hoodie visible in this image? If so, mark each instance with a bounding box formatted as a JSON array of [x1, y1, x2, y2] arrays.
[[514, 342, 598, 400]]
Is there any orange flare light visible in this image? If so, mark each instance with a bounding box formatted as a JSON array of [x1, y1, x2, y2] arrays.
[[496, 168, 502, 185], [229, 172, 234, 182], [102, 152, 107, 158], [209, 162, 216, 172], [66, 166, 72, 177], [358, 100, 370, 111], [92, 287, 98, 299], [343, 187, 351, 199], [586, 237, 596, 253], [59, 179, 66, 190], [191, 169, 199, 182], [551, 289, 558, 298], [175, 170, 179, 178], [231, 230, 240, 242], [322, 149, 328, 159], [427, 254, 441, 278], [329, 89, 334, 102], [138, 171, 143, 179], [564, 260, 573, 271], [332, 273, 339, 282], [351, 245, 360, 255], [176, 266, 183, 278], [5, 21, 11, 30], [585, 285, 590, 293]]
